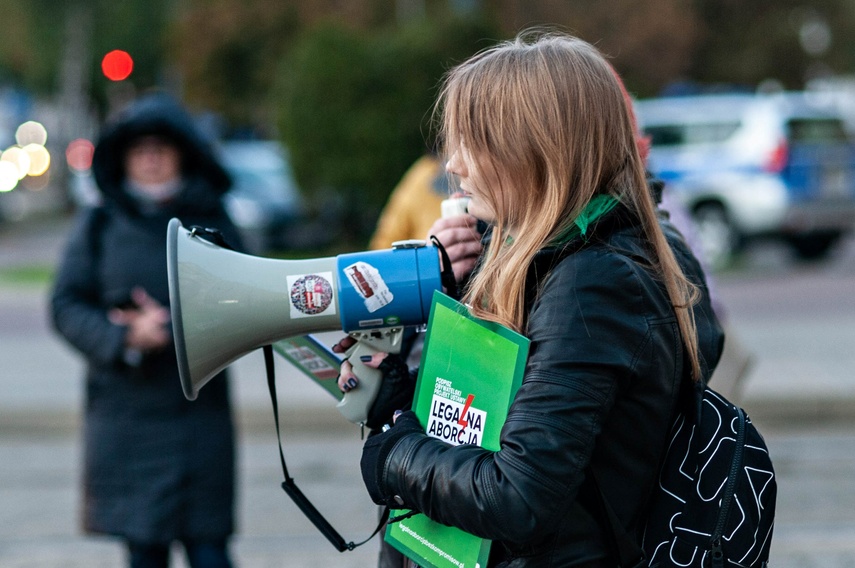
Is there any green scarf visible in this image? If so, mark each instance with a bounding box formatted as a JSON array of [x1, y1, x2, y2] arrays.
[[551, 194, 619, 246]]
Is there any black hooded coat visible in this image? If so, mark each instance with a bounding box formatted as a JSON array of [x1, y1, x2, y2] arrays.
[[50, 93, 240, 544]]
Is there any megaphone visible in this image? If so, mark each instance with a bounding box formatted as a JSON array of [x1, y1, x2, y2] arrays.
[[166, 218, 443, 424]]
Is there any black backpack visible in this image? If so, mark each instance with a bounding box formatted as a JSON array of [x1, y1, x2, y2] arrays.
[[594, 382, 777, 568]]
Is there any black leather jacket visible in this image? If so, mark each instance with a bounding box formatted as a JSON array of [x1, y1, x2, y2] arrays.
[[377, 206, 723, 567]]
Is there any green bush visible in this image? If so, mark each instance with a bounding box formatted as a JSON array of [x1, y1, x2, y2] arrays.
[[276, 16, 498, 241]]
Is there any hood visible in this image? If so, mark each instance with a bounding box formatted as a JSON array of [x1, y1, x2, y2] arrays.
[[91, 92, 231, 209]]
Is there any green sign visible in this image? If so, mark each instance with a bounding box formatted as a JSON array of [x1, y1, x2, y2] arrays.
[[385, 291, 530, 568]]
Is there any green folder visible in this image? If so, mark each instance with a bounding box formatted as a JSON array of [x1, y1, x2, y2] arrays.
[[385, 291, 530, 568]]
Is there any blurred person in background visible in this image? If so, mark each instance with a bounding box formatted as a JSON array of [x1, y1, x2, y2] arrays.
[[50, 92, 241, 568]]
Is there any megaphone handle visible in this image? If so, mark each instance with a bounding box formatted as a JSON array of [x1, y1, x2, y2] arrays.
[[336, 341, 384, 424]]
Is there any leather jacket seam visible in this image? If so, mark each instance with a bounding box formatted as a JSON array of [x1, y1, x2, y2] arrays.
[[498, 448, 572, 497], [522, 372, 612, 405], [477, 453, 513, 532], [504, 412, 591, 447]]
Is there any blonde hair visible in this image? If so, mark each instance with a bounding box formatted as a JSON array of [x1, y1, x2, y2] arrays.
[[437, 32, 701, 380]]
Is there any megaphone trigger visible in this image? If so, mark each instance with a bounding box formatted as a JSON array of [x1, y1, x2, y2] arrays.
[[337, 326, 406, 423]]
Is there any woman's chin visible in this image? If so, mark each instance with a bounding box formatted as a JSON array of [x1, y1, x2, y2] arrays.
[[465, 202, 492, 223]]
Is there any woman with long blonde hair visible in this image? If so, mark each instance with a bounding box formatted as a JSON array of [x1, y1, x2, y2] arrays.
[[355, 32, 723, 567]]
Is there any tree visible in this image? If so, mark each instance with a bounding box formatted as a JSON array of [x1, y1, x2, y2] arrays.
[[689, 0, 855, 90], [483, 0, 701, 97], [170, 0, 402, 134], [276, 16, 498, 241]]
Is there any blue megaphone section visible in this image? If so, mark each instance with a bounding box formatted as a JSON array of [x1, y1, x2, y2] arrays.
[[336, 244, 442, 333]]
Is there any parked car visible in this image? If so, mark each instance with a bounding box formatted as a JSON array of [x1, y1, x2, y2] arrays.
[[219, 140, 307, 254], [635, 92, 855, 268]]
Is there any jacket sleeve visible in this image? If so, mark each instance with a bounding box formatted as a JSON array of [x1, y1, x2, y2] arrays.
[[50, 210, 128, 367], [380, 250, 654, 543]]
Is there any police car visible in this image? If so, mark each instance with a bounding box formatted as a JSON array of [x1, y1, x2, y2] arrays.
[[636, 92, 855, 268]]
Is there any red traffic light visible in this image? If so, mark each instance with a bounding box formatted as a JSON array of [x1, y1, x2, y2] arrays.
[[102, 50, 134, 81]]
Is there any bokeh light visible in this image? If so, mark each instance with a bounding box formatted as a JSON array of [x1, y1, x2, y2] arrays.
[[22, 144, 51, 176], [0, 161, 19, 192], [22, 171, 50, 191], [15, 121, 48, 147], [101, 50, 134, 81], [66, 138, 95, 171], [1, 147, 32, 180]]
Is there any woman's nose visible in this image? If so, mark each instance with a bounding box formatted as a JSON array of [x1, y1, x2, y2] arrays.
[[446, 151, 466, 177]]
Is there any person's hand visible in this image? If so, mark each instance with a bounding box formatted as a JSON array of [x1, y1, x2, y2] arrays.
[[109, 287, 171, 352], [337, 351, 387, 394], [331, 335, 356, 355], [337, 349, 415, 430], [426, 214, 482, 284], [360, 410, 424, 506]]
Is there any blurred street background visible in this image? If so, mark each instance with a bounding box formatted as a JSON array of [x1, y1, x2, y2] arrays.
[[3, 1, 855, 566]]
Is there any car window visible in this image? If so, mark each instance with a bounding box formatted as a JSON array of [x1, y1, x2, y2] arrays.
[[786, 118, 849, 143], [645, 125, 683, 147], [232, 169, 272, 193], [646, 122, 741, 147], [230, 167, 296, 201]]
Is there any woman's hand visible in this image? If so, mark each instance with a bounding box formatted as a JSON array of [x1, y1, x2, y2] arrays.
[[108, 287, 171, 352], [335, 343, 416, 431], [426, 214, 482, 284], [360, 410, 424, 506], [336, 351, 388, 393]]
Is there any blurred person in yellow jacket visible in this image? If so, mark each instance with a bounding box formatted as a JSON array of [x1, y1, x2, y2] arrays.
[[370, 152, 483, 281], [369, 154, 448, 250]]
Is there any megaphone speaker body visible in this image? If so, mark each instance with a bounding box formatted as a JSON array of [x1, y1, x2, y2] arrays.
[[167, 219, 442, 422]]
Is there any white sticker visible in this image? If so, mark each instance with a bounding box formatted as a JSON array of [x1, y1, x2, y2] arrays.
[[287, 272, 336, 319], [426, 378, 486, 447], [343, 261, 393, 313]]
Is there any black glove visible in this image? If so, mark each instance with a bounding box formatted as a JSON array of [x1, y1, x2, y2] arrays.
[[365, 355, 417, 430], [360, 410, 424, 506]]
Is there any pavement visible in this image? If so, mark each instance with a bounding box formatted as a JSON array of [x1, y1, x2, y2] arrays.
[[2, 213, 855, 567]]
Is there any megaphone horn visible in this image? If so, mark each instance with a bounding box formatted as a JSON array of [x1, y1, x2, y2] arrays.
[[166, 218, 442, 423]]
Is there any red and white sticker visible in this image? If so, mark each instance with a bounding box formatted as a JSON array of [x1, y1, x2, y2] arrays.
[[287, 272, 336, 318], [343, 261, 393, 313], [427, 393, 485, 446]]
